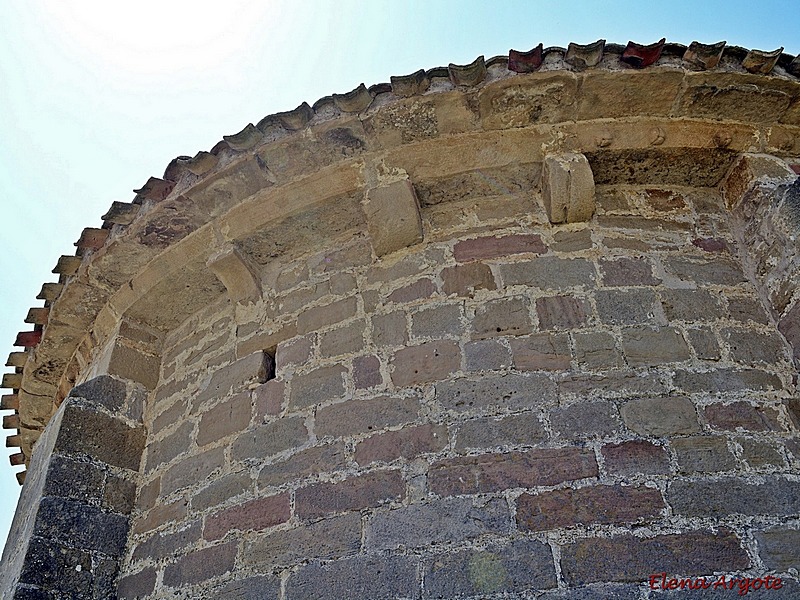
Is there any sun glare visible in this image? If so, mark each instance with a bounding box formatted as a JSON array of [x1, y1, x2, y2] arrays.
[[38, 0, 275, 75]]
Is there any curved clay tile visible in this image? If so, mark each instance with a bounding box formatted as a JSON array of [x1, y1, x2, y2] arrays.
[[275, 102, 314, 131], [742, 47, 784, 74], [621, 38, 666, 68], [565, 39, 605, 69], [390, 70, 431, 97], [508, 44, 543, 73], [13, 331, 41, 348], [684, 41, 726, 70], [333, 84, 373, 113], [368, 82, 392, 96], [179, 151, 219, 176], [75, 228, 109, 254], [448, 56, 487, 86], [133, 177, 175, 202], [223, 123, 264, 151], [789, 55, 800, 77]]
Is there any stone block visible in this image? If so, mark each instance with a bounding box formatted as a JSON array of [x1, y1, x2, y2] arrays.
[[602, 440, 671, 475], [423, 539, 557, 597], [498, 257, 595, 290], [535, 295, 589, 330], [510, 333, 571, 371], [16, 538, 92, 595], [387, 278, 436, 304], [550, 401, 622, 439], [355, 423, 447, 465], [353, 354, 382, 389], [132, 499, 187, 534], [275, 336, 313, 371], [213, 575, 281, 600], [517, 484, 664, 531], [145, 421, 193, 472], [295, 470, 405, 519], [704, 401, 782, 432], [464, 339, 512, 371], [595, 289, 658, 326], [573, 332, 623, 369], [620, 396, 700, 437], [66, 375, 127, 412], [244, 513, 362, 568], [258, 442, 347, 488], [542, 153, 595, 224], [289, 364, 346, 410], [672, 436, 737, 473], [117, 568, 157, 599], [661, 289, 724, 322], [453, 234, 546, 262], [687, 328, 721, 360], [161, 447, 225, 496], [318, 321, 365, 357], [315, 395, 419, 438], [204, 493, 291, 541], [552, 228, 593, 252], [436, 373, 557, 413], [472, 297, 533, 339], [599, 257, 660, 287], [197, 392, 252, 446], [668, 477, 800, 517], [621, 326, 691, 366], [390, 341, 460, 387], [411, 303, 463, 339], [162, 542, 237, 587], [364, 179, 423, 257], [191, 471, 252, 512], [254, 379, 284, 419], [33, 497, 129, 556], [286, 555, 418, 600], [560, 530, 748, 585], [722, 152, 797, 210], [371, 311, 408, 347], [231, 416, 307, 461], [296, 297, 358, 334], [441, 263, 496, 296], [455, 412, 547, 451], [673, 368, 783, 394], [367, 497, 509, 550], [429, 447, 597, 496], [664, 257, 747, 286], [739, 438, 784, 468], [206, 244, 262, 303], [724, 329, 788, 366], [193, 351, 272, 409], [755, 528, 800, 572], [57, 401, 146, 471], [132, 521, 202, 562]]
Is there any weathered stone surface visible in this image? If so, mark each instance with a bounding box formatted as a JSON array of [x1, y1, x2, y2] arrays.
[[517, 484, 664, 531], [542, 153, 596, 224], [550, 401, 622, 439], [536, 296, 588, 330], [286, 555, 419, 600], [464, 339, 511, 371], [430, 447, 598, 496], [194, 351, 271, 409], [510, 333, 571, 371], [498, 257, 595, 290], [162, 542, 237, 587], [561, 530, 748, 585], [355, 423, 447, 465], [573, 332, 623, 369], [258, 442, 347, 488], [602, 440, 671, 475], [295, 470, 405, 519], [364, 180, 423, 257], [436, 373, 557, 413], [423, 539, 557, 597], [441, 263, 496, 296], [316, 395, 419, 438], [289, 365, 346, 410], [472, 297, 532, 339], [231, 417, 307, 461], [367, 497, 509, 550], [197, 392, 252, 446], [755, 528, 800, 572], [212, 575, 281, 600], [455, 412, 547, 451], [621, 326, 691, 366], [595, 289, 658, 325], [672, 436, 737, 473], [390, 341, 460, 387], [204, 493, 291, 540], [668, 477, 800, 517], [453, 234, 546, 262], [620, 396, 700, 437]]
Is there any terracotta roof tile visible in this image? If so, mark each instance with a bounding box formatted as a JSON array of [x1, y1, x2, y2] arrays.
[[333, 83, 372, 113], [508, 44, 543, 73], [621, 38, 666, 68], [743, 47, 783, 74], [565, 39, 605, 69], [223, 123, 263, 151], [448, 55, 486, 86], [683, 41, 726, 70]]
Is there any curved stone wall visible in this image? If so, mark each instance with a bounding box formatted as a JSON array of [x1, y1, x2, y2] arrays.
[[2, 40, 800, 598]]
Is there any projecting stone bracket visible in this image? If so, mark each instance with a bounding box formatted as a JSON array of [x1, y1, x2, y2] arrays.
[[721, 153, 797, 210], [363, 179, 424, 257], [207, 244, 263, 303], [541, 153, 596, 224]]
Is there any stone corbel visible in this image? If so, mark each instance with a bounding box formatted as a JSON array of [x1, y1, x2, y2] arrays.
[[363, 179, 424, 257], [541, 153, 596, 224], [207, 244, 263, 303]]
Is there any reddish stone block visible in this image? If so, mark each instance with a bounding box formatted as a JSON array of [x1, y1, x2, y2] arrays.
[[453, 234, 546, 263], [204, 493, 291, 540], [535, 296, 588, 330], [14, 330, 41, 348], [296, 297, 358, 334], [516, 484, 664, 531], [602, 440, 670, 475], [254, 379, 284, 419], [440, 263, 497, 296], [197, 392, 252, 446], [163, 542, 238, 587], [561, 530, 748, 585], [599, 257, 661, 286], [353, 355, 382, 389], [315, 395, 419, 438], [387, 278, 436, 304], [295, 471, 405, 519], [472, 297, 533, 339], [510, 334, 571, 371], [704, 401, 783, 432], [429, 447, 598, 496], [355, 424, 448, 465], [118, 568, 157, 599], [390, 341, 460, 387]]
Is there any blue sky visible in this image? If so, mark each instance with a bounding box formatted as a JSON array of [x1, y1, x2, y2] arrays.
[[0, 0, 797, 549]]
